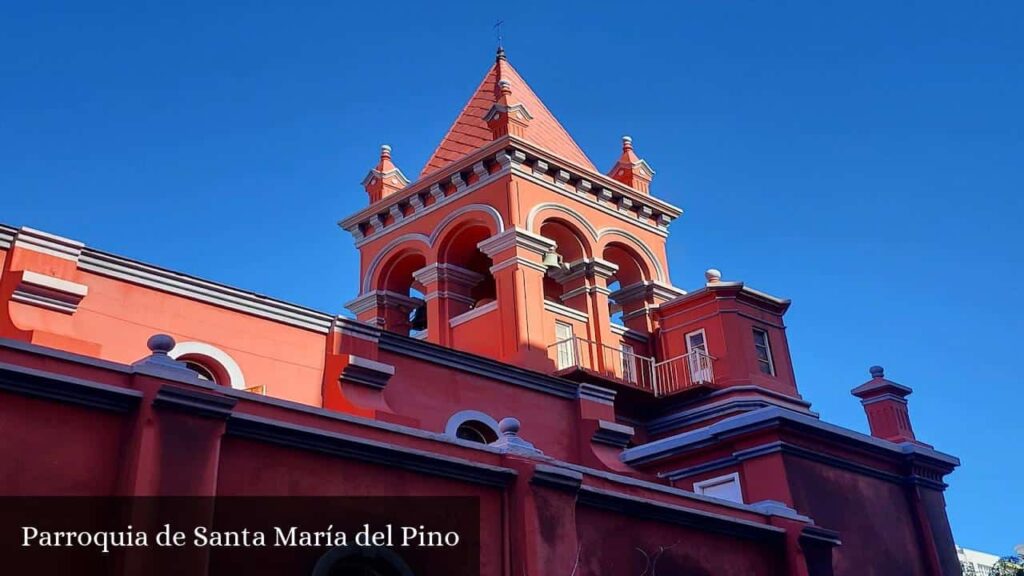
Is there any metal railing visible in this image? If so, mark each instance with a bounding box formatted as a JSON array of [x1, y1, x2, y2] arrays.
[[652, 350, 715, 396], [549, 337, 713, 396]]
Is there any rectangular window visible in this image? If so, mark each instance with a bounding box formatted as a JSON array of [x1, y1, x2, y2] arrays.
[[685, 329, 712, 383], [555, 322, 576, 370], [620, 343, 637, 384], [752, 328, 775, 375], [693, 473, 743, 503]]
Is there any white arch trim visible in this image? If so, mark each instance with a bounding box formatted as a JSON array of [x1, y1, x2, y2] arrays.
[[444, 409, 501, 441], [170, 341, 247, 390], [526, 202, 599, 241], [360, 204, 505, 293], [525, 203, 666, 282]]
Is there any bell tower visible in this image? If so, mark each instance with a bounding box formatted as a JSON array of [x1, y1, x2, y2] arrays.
[[340, 49, 685, 376]]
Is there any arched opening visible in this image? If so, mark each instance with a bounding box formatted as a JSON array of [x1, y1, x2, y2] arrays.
[[376, 249, 428, 336], [455, 421, 499, 444], [539, 219, 590, 306], [602, 242, 651, 330], [182, 359, 218, 383], [170, 341, 246, 390], [437, 223, 496, 308]]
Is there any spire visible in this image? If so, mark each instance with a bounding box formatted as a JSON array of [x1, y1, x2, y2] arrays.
[[419, 52, 596, 178], [362, 144, 410, 204], [608, 136, 655, 194]]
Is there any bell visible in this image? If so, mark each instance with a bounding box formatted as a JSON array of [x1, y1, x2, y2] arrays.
[[542, 250, 563, 270], [410, 305, 428, 331]]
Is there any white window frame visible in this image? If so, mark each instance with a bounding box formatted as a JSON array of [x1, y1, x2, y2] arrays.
[[620, 342, 637, 384], [693, 472, 744, 503], [752, 327, 775, 376], [685, 329, 712, 383], [554, 321, 576, 370]]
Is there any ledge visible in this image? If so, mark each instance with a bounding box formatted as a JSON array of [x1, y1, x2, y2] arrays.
[[375, 327, 580, 400], [0, 360, 142, 412], [226, 413, 518, 488], [11, 270, 89, 314], [577, 486, 785, 541], [78, 249, 334, 333], [623, 406, 960, 477]]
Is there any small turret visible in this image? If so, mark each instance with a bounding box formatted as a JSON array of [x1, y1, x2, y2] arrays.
[[608, 136, 655, 193], [362, 144, 409, 204]]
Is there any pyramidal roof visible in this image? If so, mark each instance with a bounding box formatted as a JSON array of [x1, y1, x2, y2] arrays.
[[419, 51, 597, 178]]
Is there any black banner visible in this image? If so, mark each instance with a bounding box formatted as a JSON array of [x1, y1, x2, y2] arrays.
[[0, 496, 480, 576]]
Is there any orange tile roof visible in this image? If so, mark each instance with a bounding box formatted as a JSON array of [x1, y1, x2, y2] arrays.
[[419, 55, 597, 178]]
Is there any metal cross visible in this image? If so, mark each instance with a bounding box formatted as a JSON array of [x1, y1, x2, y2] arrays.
[[493, 20, 504, 50]]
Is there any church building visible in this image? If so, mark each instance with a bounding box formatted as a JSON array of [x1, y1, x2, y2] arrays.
[[0, 49, 961, 575]]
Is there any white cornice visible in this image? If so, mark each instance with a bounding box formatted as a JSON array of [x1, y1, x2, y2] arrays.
[[543, 300, 589, 323], [11, 270, 89, 314], [476, 227, 555, 258], [0, 225, 16, 250], [13, 227, 84, 261], [78, 249, 334, 333], [448, 300, 499, 328]]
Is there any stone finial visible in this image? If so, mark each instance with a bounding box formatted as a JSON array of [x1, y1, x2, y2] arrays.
[[499, 417, 520, 435], [490, 416, 541, 454], [147, 334, 175, 355], [869, 365, 884, 378], [705, 268, 722, 283], [132, 333, 205, 384], [498, 79, 512, 96]]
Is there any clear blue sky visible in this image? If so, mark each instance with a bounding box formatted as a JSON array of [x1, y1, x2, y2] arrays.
[[2, 0, 1021, 555]]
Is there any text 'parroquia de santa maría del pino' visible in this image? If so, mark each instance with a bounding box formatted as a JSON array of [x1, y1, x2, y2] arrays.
[[0, 49, 963, 575]]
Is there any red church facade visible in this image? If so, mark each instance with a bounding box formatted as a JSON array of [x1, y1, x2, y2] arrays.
[[0, 50, 961, 575]]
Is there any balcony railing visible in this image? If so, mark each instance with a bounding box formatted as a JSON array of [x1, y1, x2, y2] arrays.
[[549, 336, 714, 396]]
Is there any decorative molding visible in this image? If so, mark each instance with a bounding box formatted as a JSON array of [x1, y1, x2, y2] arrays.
[[489, 255, 548, 275], [476, 226, 555, 258], [544, 300, 589, 323], [592, 420, 634, 448], [153, 384, 237, 419], [78, 249, 334, 333], [332, 318, 382, 343], [577, 383, 617, 405], [609, 323, 649, 343], [0, 224, 16, 249], [531, 464, 584, 491], [340, 355, 395, 390], [525, 203, 670, 282], [0, 359, 142, 412], [345, 290, 421, 316], [358, 203, 506, 293], [377, 331, 579, 399], [623, 406, 959, 477], [449, 301, 498, 328], [412, 263, 484, 288], [11, 270, 88, 314], [226, 413, 518, 488], [13, 227, 84, 261], [577, 486, 785, 541], [344, 165, 510, 248]]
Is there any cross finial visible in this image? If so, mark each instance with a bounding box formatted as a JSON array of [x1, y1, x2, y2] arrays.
[[494, 20, 506, 60]]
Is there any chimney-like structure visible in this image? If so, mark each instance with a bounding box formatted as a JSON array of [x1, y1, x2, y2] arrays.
[[851, 366, 921, 444], [362, 144, 409, 204], [608, 136, 654, 194]]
